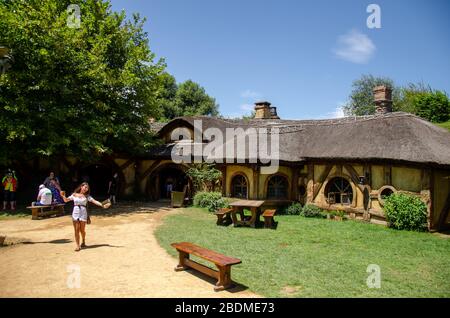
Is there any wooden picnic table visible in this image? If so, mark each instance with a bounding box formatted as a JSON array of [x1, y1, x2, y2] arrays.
[[228, 200, 265, 228]]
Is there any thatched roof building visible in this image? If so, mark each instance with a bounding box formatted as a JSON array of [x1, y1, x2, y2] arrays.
[[151, 112, 450, 168]]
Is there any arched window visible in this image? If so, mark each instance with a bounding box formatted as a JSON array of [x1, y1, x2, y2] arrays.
[[231, 175, 248, 198], [325, 177, 353, 205], [267, 175, 288, 199]]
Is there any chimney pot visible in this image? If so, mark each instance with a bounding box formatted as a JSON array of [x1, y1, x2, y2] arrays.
[[373, 85, 393, 114], [254, 101, 272, 119]]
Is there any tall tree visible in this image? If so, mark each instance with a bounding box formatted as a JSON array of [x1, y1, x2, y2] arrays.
[[0, 0, 165, 164], [156, 78, 219, 121]]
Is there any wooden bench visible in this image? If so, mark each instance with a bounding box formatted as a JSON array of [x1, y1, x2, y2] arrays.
[[26, 204, 65, 220], [214, 208, 233, 226], [171, 242, 242, 291], [262, 209, 276, 229]]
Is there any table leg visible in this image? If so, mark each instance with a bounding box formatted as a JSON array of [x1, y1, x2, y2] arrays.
[[238, 207, 245, 222], [249, 207, 260, 228], [231, 207, 239, 227]]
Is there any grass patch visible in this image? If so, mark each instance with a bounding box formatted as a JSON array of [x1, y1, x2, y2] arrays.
[[155, 207, 450, 297], [436, 120, 450, 131]]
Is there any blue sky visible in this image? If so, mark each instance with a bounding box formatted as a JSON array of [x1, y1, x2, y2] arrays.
[[110, 0, 450, 119]]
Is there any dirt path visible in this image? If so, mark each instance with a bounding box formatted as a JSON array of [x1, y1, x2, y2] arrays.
[[0, 203, 258, 298]]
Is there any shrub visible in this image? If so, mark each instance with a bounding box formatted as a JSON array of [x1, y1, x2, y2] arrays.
[[383, 193, 427, 231], [193, 191, 229, 212], [193, 192, 208, 207], [300, 204, 324, 218], [285, 203, 303, 216]]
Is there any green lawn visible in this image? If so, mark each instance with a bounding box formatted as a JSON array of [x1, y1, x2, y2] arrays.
[[155, 207, 450, 297], [436, 120, 450, 131]]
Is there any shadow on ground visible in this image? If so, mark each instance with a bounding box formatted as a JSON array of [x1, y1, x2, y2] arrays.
[[183, 268, 250, 294], [88, 201, 174, 218]]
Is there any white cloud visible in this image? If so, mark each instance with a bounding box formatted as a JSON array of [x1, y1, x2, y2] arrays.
[[316, 102, 346, 119], [241, 89, 262, 99], [329, 105, 345, 118], [240, 103, 254, 111], [333, 29, 376, 64]]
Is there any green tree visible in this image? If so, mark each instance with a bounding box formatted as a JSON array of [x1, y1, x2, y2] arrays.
[[174, 80, 219, 118], [186, 163, 222, 192], [155, 76, 220, 122], [0, 0, 165, 164], [413, 90, 450, 123], [155, 72, 178, 121], [343, 74, 401, 116]]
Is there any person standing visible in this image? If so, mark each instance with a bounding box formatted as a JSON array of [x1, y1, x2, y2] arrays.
[[43, 171, 61, 190], [107, 173, 119, 204], [61, 182, 108, 252], [2, 170, 18, 210], [48, 179, 64, 204]]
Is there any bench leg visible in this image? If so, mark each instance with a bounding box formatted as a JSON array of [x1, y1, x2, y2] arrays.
[[224, 213, 232, 225], [214, 265, 232, 291], [216, 214, 224, 226], [31, 208, 39, 220], [264, 216, 274, 229], [174, 251, 189, 271]]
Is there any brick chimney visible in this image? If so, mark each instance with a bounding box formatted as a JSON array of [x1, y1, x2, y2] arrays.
[[254, 101, 280, 119], [373, 85, 393, 114]]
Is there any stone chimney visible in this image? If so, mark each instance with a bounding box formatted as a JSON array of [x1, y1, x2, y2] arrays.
[[269, 106, 280, 119], [373, 85, 393, 114], [254, 101, 280, 119]]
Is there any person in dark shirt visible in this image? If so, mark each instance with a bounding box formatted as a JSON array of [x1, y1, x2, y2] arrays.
[[108, 173, 119, 204]]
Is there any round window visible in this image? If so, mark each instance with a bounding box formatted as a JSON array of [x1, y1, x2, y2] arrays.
[[378, 185, 397, 206]]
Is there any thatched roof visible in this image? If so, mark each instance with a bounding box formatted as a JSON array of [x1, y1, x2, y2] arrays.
[[149, 112, 450, 168]]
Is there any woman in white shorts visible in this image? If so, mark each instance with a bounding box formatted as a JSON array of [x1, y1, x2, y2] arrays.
[[62, 182, 107, 251]]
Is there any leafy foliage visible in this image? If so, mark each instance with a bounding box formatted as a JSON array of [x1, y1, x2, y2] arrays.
[[186, 163, 222, 192], [344, 75, 450, 123], [0, 0, 165, 164], [193, 191, 229, 212], [284, 202, 303, 215], [383, 193, 428, 231], [156, 74, 219, 121], [414, 90, 450, 123], [300, 204, 324, 218], [343, 74, 400, 116]]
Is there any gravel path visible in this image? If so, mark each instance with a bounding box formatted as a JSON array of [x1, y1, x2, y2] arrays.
[[0, 203, 258, 298]]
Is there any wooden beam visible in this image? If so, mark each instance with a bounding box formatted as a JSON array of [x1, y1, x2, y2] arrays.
[[138, 160, 161, 182], [384, 165, 392, 185], [421, 169, 431, 190], [119, 158, 135, 171], [437, 192, 450, 231], [221, 165, 227, 197], [291, 167, 299, 201], [252, 165, 258, 200], [313, 165, 333, 201], [306, 164, 314, 203], [343, 164, 365, 192]]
